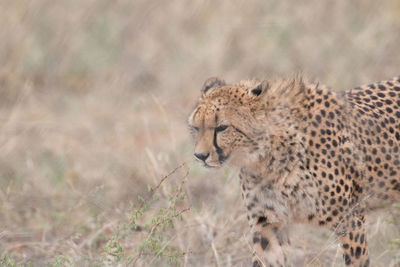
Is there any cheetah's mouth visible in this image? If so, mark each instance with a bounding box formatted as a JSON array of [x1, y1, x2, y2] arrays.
[[204, 163, 218, 168], [218, 153, 229, 164], [202, 157, 228, 168]]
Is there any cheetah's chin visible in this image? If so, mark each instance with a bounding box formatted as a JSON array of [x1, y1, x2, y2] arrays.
[[203, 163, 222, 169]]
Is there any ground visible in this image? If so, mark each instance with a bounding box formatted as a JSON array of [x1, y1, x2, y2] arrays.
[[0, 0, 400, 266]]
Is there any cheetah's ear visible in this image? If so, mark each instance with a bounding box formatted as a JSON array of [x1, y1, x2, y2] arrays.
[[249, 80, 269, 97], [201, 77, 226, 97]]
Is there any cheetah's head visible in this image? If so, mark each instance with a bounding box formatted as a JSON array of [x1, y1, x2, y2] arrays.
[[188, 77, 270, 168]]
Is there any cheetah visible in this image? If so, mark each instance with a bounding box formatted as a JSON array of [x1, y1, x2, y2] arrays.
[[188, 76, 400, 266]]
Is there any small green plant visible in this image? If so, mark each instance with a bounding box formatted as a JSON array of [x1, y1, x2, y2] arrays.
[[103, 163, 190, 266], [1, 253, 17, 267], [104, 238, 124, 263], [0, 254, 24, 267], [48, 255, 73, 267]]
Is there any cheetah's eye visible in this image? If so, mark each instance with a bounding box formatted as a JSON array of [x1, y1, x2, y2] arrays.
[[215, 125, 229, 132], [191, 126, 199, 132]]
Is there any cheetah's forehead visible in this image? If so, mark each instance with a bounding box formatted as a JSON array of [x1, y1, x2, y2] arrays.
[[189, 80, 266, 126], [238, 79, 261, 88]]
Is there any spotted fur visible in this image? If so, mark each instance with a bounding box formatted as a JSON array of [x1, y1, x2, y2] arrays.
[[188, 76, 400, 266]]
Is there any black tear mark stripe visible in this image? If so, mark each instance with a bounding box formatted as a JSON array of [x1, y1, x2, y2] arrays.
[[213, 124, 253, 163], [213, 130, 228, 163]]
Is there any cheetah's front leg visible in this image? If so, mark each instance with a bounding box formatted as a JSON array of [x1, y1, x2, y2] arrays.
[[251, 217, 289, 267], [335, 215, 370, 267]]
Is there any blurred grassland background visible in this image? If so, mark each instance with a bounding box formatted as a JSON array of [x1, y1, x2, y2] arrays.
[[0, 0, 400, 266]]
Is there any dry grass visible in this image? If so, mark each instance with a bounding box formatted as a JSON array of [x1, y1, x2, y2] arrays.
[[0, 0, 400, 266]]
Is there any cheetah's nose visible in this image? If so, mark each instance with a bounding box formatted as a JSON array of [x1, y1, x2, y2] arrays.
[[194, 152, 209, 162]]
